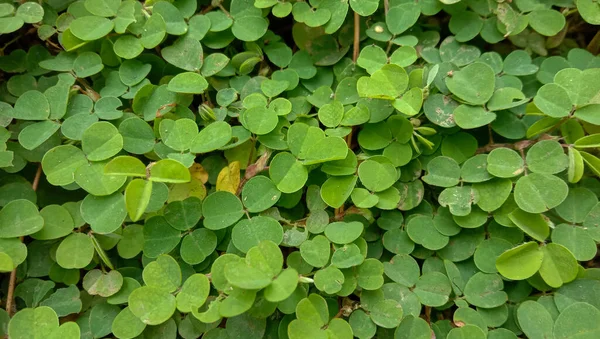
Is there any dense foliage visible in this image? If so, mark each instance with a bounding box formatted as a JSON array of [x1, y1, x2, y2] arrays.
[[1, 0, 600, 338]]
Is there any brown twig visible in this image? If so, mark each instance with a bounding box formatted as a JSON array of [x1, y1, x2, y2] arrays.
[[217, 3, 232, 18], [476, 134, 556, 154], [6, 164, 42, 316], [384, 0, 389, 14], [587, 30, 600, 55], [32, 164, 42, 191]]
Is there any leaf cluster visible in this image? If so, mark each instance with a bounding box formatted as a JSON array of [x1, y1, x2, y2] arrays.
[[1, 0, 600, 339]]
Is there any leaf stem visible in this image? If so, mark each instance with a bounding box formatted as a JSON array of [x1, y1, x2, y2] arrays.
[[6, 164, 42, 316], [588, 30, 600, 55], [0, 35, 21, 56], [218, 3, 232, 19]]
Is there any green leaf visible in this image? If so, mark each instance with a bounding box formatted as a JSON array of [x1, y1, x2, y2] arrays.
[[454, 105, 496, 129], [369, 299, 403, 328], [69, 16, 114, 41], [318, 100, 344, 128], [414, 272, 452, 307], [0, 199, 43, 238], [264, 268, 298, 302], [225, 240, 282, 289], [447, 325, 486, 339], [162, 36, 203, 71], [40, 285, 82, 317], [56, 233, 94, 269], [12, 90, 50, 120], [18, 121, 60, 150], [82, 122, 123, 161], [84, 0, 120, 17], [152, 1, 187, 35], [446, 62, 495, 105], [350, 0, 378, 16], [407, 215, 449, 251], [539, 243, 578, 288], [83, 269, 123, 297], [149, 159, 190, 183], [128, 286, 176, 325], [232, 216, 283, 253], [528, 144, 568, 179], [160, 118, 198, 152], [314, 266, 344, 294], [242, 107, 278, 135], [164, 197, 203, 231], [74, 161, 127, 196], [554, 302, 600, 339], [167, 72, 208, 94], [104, 156, 146, 177], [269, 152, 308, 193], [31, 205, 74, 240], [15, 2, 44, 23], [242, 176, 281, 212], [176, 273, 210, 313], [112, 307, 146, 339], [300, 235, 331, 268], [181, 228, 217, 264], [190, 121, 232, 153], [143, 254, 181, 292], [528, 9, 566, 36], [508, 208, 550, 242], [143, 216, 181, 258], [358, 160, 397, 192], [0, 238, 26, 269], [383, 254, 420, 287], [81, 192, 127, 234], [202, 191, 244, 230], [517, 301, 554, 339], [8, 307, 59, 339], [534, 84, 572, 118], [514, 173, 568, 213], [422, 156, 460, 187], [394, 316, 431, 339], [321, 175, 357, 208], [141, 13, 167, 48], [324, 221, 364, 244], [357, 64, 409, 100], [464, 273, 507, 308], [496, 242, 543, 280], [386, 3, 420, 35], [357, 258, 385, 290]]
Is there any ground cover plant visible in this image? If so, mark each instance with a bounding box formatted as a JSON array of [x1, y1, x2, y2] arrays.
[[1, 0, 600, 338]]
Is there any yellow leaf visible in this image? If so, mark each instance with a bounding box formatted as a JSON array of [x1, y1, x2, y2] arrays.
[[189, 162, 209, 184], [216, 161, 240, 194]]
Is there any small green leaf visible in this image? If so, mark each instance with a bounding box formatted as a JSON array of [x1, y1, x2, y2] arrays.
[[149, 159, 190, 183], [496, 242, 543, 280]]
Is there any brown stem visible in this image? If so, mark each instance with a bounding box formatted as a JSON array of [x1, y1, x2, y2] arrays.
[[6, 164, 42, 316], [353, 12, 360, 63], [587, 30, 600, 55], [217, 4, 232, 18], [384, 0, 389, 14], [201, 5, 215, 14], [424, 306, 431, 324], [32, 164, 42, 191], [476, 134, 556, 154]]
